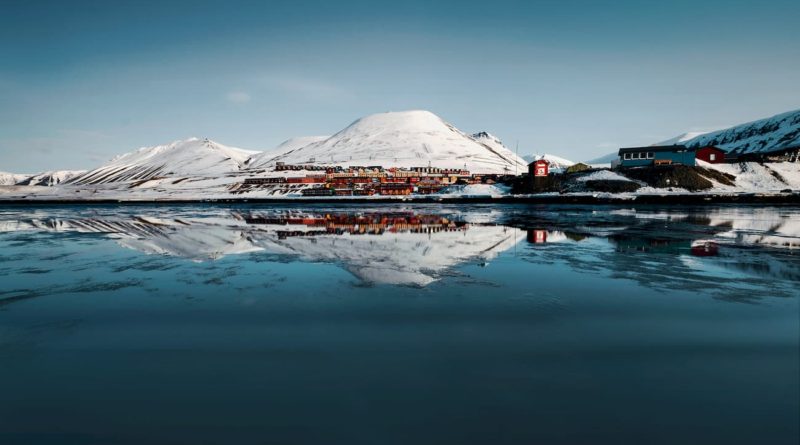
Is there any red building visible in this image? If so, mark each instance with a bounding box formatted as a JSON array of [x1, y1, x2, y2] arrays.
[[695, 146, 726, 164], [529, 159, 550, 177]]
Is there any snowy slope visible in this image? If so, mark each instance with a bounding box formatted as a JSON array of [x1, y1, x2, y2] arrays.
[[653, 131, 713, 146], [681, 109, 800, 155], [68, 138, 257, 185], [0, 172, 32, 185], [523, 153, 575, 172], [17, 170, 86, 186], [260, 111, 528, 174], [247, 135, 329, 168]]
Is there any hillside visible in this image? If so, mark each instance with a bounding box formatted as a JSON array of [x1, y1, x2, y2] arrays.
[[587, 108, 800, 162], [259, 111, 527, 174], [680, 109, 800, 155], [247, 136, 329, 169], [67, 138, 257, 185], [17, 170, 86, 186], [0, 172, 32, 186]]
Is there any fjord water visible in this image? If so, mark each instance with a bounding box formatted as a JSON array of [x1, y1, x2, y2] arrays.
[[0, 204, 798, 445]]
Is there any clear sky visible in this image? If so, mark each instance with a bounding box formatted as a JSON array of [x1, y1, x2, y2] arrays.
[[1, 0, 798, 172]]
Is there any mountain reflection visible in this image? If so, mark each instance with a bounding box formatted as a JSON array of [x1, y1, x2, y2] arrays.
[[0, 206, 798, 290]]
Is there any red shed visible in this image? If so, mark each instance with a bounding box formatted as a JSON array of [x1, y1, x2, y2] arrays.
[[528, 159, 550, 177], [695, 146, 726, 164]]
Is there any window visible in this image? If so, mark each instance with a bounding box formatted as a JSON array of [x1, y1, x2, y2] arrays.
[[624, 153, 631, 160], [632, 153, 639, 159], [647, 152, 655, 159], [710, 154, 716, 161]]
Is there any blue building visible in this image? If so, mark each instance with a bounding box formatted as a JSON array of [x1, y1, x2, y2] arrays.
[[617, 145, 696, 168]]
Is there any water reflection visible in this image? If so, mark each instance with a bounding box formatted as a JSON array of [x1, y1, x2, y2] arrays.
[[0, 205, 798, 293]]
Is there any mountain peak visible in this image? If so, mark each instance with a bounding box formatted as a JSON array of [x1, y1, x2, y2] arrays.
[[263, 110, 527, 173]]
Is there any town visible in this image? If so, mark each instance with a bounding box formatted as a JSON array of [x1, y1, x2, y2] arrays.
[[231, 142, 800, 197]]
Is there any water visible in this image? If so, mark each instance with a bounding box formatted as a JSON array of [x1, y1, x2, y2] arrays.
[[0, 204, 798, 445]]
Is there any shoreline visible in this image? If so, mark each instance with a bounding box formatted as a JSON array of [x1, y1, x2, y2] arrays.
[[1, 192, 799, 206]]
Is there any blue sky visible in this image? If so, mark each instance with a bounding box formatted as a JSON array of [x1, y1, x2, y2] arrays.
[[1, 0, 798, 172]]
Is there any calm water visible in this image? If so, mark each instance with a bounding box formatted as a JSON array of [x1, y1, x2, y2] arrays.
[[1, 204, 798, 445]]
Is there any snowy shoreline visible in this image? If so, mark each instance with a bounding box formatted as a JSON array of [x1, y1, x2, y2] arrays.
[[1, 191, 798, 205]]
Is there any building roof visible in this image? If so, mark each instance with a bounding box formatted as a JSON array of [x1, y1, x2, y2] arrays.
[[618, 145, 694, 155], [696, 145, 728, 152], [527, 159, 550, 166]]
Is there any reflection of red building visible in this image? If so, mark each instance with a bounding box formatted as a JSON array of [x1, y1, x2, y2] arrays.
[[527, 229, 547, 244], [695, 146, 726, 164], [691, 241, 719, 257]]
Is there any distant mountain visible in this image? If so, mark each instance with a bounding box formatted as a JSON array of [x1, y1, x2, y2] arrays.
[[523, 153, 575, 171], [585, 152, 618, 165], [260, 110, 527, 174], [247, 136, 329, 169], [0, 172, 32, 185], [17, 170, 86, 186], [680, 109, 800, 155], [67, 137, 257, 185]]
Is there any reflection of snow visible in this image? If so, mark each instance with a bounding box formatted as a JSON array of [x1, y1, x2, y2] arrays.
[[2, 211, 524, 286]]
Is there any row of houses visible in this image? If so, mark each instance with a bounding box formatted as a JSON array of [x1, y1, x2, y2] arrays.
[[241, 164, 511, 196]]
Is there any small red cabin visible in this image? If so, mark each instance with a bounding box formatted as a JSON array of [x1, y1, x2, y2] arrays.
[[529, 159, 550, 177], [695, 146, 726, 164]]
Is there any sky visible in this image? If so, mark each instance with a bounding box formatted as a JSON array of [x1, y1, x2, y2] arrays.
[[1, 0, 799, 172]]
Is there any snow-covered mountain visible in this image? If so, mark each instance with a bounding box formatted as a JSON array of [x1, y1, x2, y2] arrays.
[[587, 108, 800, 162], [247, 135, 329, 169], [523, 153, 575, 171], [258, 111, 527, 174], [17, 170, 86, 186], [653, 131, 713, 146], [585, 152, 618, 165], [67, 137, 257, 185], [680, 109, 800, 155], [0, 172, 32, 185]]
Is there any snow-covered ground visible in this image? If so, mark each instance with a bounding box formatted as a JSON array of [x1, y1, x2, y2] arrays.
[[574, 170, 631, 182], [699, 160, 800, 192]]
